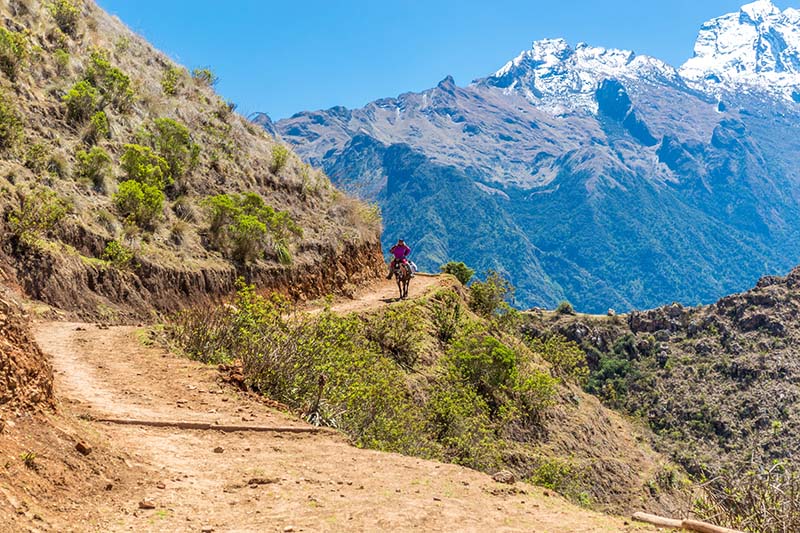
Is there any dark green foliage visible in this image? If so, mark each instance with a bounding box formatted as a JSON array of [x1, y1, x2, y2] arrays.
[[113, 180, 164, 227], [556, 300, 575, 315], [120, 144, 171, 189], [364, 302, 426, 368], [440, 261, 475, 285], [8, 188, 70, 242], [85, 49, 133, 110], [0, 28, 28, 80], [468, 270, 514, 318], [448, 332, 518, 410], [191, 67, 217, 86], [62, 80, 99, 123], [75, 146, 112, 189], [48, 0, 80, 36], [201, 192, 302, 264]]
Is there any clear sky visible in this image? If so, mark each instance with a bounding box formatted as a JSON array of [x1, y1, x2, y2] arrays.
[[96, 0, 796, 120]]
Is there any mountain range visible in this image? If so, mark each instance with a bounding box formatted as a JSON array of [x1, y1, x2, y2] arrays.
[[266, 0, 800, 312]]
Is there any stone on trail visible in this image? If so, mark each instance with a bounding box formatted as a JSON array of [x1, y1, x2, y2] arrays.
[[138, 499, 156, 510], [213, 446, 224, 453], [75, 441, 92, 456], [492, 470, 516, 484]]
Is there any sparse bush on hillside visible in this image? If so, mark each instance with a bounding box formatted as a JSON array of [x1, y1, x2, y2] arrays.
[[440, 261, 475, 285], [24, 143, 49, 174], [364, 303, 426, 369], [148, 118, 199, 182], [62, 80, 99, 123], [526, 334, 589, 386], [120, 144, 171, 189], [161, 66, 184, 96], [113, 180, 164, 228], [469, 270, 514, 318], [48, 0, 80, 36], [556, 300, 575, 315], [0, 92, 22, 153], [85, 110, 110, 144], [75, 146, 112, 189], [201, 192, 302, 264], [8, 187, 70, 242], [270, 144, 290, 174], [101, 239, 134, 269], [191, 67, 217, 86], [53, 48, 70, 74], [431, 290, 463, 343], [448, 332, 518, 412], [0, 28, 28, 81], [85, 49, 133, 110]]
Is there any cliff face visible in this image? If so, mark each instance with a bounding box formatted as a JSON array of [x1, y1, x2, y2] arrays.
[[0, 0, 383, 319]]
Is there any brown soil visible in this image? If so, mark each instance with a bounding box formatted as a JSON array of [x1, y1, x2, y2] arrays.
[[8, 319, 656, 532]]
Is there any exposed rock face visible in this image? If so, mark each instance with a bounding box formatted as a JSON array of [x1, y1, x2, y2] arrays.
[[0, 294, 53, 410], [273, 1, 800, 313]]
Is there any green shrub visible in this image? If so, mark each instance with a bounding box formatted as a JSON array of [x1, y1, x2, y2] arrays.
[[527, 334, 589, 385], [364, 303, 426, 369], [161, 66, 183, 96], [8, 187, 70, 241], [0, 28, 28, 80], [0, 92, 21, 153], [113, 179, 164, 227], [556, 300, 575, 315], [440, 261, 475, 285], [191, 67, 217, 86], [516, 369, 559, 418], [468, 270, 514, 318], [431, 290, 463, 343], [75, 146, 112, 189], [149, 118, 199, 180], [270, 144, 290, 174], [120, 144, 171, 189], [529, 457, 585, 500], [24, 143, 50, 174], [85, 49, 133, 110], [448, 332, 518, 410], [48, 0, 80, 36], [101, 240, 134, 268], [62, 80, 99, 123], [53, 48, 70, 74], [201, 192, 302, 264], [86, 110, 110, 143]]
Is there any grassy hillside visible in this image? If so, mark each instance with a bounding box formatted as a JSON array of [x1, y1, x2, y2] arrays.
[[0, 0, 382, 319]]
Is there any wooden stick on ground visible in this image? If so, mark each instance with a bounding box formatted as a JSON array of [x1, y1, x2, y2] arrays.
[[632, 512, 683, 529], [632, 512, 745, 533], [681, 518, 744, 533]]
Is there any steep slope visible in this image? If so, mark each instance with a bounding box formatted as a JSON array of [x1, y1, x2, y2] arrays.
[[273, 0, 800, 313], [0, 0, 382, 320]]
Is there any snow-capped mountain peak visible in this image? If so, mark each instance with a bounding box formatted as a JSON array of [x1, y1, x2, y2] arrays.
[[680, 0, 800, 99], [483, 38, 677, 113]]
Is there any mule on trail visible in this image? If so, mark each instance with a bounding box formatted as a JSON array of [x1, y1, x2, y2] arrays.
[[392, 261, 412, 299]]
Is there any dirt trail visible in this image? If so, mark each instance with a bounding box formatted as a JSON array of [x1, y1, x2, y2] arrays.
[[31, 290, 656, 532], [306, 273, 446, 315]]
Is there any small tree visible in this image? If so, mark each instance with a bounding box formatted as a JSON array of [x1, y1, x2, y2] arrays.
[[270, 144, 290, 174], [149, 117, 199, 181], [120, 144, 171, 189], [113, 180, 164, 227], [440, 261, 475, 285], [556, 300, 575, 315], [85, 49, 133, 110], [101, 240, 134, 269], [161, 66, 183, 96], [8, 188, 70, 242], [86, 110, 110, 143], [468, 270, 514, 318], [191, 67, 218, 86]]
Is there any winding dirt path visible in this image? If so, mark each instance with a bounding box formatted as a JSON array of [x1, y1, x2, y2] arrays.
[[31, 286, 655, 532]]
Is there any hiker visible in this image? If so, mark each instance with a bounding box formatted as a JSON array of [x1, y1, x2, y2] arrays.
[[387, 239, 412, 279]]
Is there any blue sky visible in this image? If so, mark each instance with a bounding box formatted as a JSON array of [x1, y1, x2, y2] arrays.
[[97, 0, 796, 119]]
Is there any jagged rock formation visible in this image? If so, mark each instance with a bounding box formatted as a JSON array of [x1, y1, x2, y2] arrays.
[[273, 0, 800, 313]]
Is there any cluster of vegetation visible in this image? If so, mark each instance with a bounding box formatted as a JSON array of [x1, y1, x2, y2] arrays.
[[7, 187, 71, 243], [168, 277, 577, 475], [48, 0, 80, 36], [270, 144, 290, 174], [113, 144, 168, 227], [101, 239, 134, 269], [0, 91, 22, 154], [0, 27, 29, 80], [161, 66, 184, 96], [201, 193, 302, 264], [440, 261, 475, 285], [63, 48, 133, 124], [75, 146, 111, 189], [191, 67, 217, 87]]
